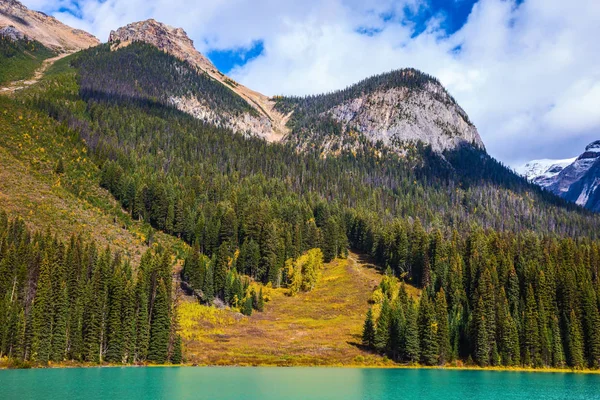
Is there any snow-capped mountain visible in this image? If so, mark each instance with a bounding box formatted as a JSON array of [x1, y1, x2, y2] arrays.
[[516, 158, 576, 186], [520, 141, 600, 211]]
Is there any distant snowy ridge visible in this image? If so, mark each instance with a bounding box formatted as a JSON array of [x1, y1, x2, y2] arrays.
[[516, 158, 576, 181], [520, 140, 600, 212]]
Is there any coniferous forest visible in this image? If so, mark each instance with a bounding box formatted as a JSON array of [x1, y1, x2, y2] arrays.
[[0, 212, 181, 366], [0, 40, 599, 369]]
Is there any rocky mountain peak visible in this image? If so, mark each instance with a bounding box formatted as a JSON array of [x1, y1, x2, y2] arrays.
[[583, 140, 600, 155], [108, 19, 217, 74], [277, 68, 484, 155], [109, 19, 289, 142], [0, 0, 99, 51]]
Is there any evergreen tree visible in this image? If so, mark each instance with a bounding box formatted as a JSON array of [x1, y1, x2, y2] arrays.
[[214, 242, 229, 300], [435, 288, 451, 364], [566, 309, 585, 369], [171, 334, 183, 364], [242, 296, 253, 316], [375, 299, 391, 352], [362, 308, 375, 348], [50, 281, 68, 362], [31, 256, 54, 363], [403, 299, 420, 363], [148, 279, 170, 364], [418, 293, 439, 365]]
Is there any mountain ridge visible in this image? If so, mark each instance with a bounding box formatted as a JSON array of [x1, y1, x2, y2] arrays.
[[520, 140, 600, 211], [0, 0, 99, 51]]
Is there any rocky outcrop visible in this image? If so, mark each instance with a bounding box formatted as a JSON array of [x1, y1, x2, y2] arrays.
[[0, 0, 99, 52], [0, 25, 24, 40], [109, 19, 289, 142], [325, 82, 484, 153]]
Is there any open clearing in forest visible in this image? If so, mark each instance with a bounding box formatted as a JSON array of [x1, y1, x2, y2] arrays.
[[179, 252, 420, 366]]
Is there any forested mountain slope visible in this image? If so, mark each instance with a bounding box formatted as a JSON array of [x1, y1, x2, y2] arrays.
[[108, 19, 289, 141]]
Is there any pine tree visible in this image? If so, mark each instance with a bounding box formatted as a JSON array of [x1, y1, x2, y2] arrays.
[[362, 308, 375, 348]]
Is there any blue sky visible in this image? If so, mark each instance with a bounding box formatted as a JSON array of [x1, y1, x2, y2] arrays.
[[208, 1, 480, 73], [21, 0, 600, 167]]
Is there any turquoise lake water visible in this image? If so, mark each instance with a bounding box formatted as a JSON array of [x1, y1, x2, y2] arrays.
[[1, 367, 599, 399]]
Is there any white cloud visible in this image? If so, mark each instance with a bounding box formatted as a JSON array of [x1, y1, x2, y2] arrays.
[[20, 0, 600, 166]]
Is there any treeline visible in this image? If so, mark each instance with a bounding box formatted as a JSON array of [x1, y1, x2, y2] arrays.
[[362, 226, 600, 369], [0, 212, 181, 365], [274, 67, 458, 123]]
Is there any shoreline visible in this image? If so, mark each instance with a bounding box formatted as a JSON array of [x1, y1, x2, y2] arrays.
[[2, 360, 599, 374]]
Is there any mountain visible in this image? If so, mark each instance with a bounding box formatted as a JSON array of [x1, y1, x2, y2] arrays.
[[0, 0, 99, 52], [108, 19, 289, 141], [516, 157, 577, 186], [109, 20, 483, 157], [520, 141, 600, 211], [275, 69, 484, 156]]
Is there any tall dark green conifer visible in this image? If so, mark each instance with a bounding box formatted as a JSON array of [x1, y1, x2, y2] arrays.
[[148, 279, 170, 364], [362, 308, 375, 349]]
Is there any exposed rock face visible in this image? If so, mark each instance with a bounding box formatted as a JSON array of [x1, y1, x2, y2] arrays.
[[522, 140, 600, 211], [0, 25, 23, 40], [109, 19, 289, 142], [325, 82, 484, 153], [0, 0, 99, 52]]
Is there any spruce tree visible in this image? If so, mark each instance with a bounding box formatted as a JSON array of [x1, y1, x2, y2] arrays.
[[214, 242, 229, 300], [404, 299, 420, 363], [374, 299, 391, 352], [31, 255, 54, 363], [566, 309, 585, 369], [435, 288, 451, 364], [256, 287, 264, 312], [474, 296, 489, 366], [171, 335, 183, 364], [242, 296, 253, 316], [362, 308, 375, 349], [50, 281, 68, 362], [418, 293, 439, 365], [148, 279, 170, 364]]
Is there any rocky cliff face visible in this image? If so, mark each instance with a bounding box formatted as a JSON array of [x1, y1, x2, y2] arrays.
[[325, 82, 483, 154], [0, 0, 99, 51], [109, 20, 289, 142], [521, 141, 600, 211], [276, 69, 484, 156]]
